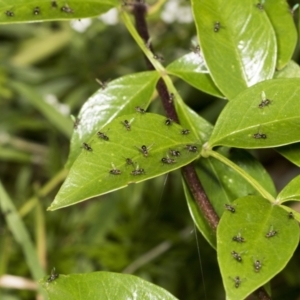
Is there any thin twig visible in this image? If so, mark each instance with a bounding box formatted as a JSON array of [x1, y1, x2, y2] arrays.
[[181, 164, 219, 230]]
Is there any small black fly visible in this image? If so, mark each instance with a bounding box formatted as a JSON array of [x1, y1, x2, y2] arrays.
[[137, 145, 153, 157], [169, 149, 181, 157], [51, 1, 58, 8], [161, 157, 176, 164], [135, 106, 146, 114], [258, 99, 271, 108], [61, 5, 74, 13], [131, 168, 145, 176], [125, 158, 134, 165], [231, 251, 242, 262], [47, 268, 59, 283], [214, 22, 221, 32], [122, 119, 134, 131], [169, 93, 175, 103], [185, 145, 198, 152], [109, 168, 121, 175], [181, 129, 190, 135], [233, 276, 242, 288], [254, 259, 262, 272], [232, 233, 245, 243], [33, 7, 40, 15], [82, 143, 92, 151], [5, 11, 14, 17], [265, 228, 278, 238], [225, 204, 235, 213], [253, 132, 267, 139], [97, 132, 109, 141], [165, 118, 173, 126]]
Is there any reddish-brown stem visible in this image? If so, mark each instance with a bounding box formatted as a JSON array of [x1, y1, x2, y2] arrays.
[[131, 0, 218, 230], [130, 2, 270, 299], [181, 164, 219, 230], [252, 287, 272, 300]]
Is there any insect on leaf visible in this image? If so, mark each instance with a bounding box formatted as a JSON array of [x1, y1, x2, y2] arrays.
[[50, 113, 200, 210]]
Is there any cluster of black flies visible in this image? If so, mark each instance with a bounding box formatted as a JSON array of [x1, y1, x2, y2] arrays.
[[252, 96, 271, 139], [209, 32, 271, 140], [213, 8, 274, 140], [212, 2, 298, 141], [80, 106, 197, 177], [5, 1, 74, 17], [224, 205, 295, 288]]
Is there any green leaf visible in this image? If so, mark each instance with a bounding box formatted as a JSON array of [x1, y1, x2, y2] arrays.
[[66, 71, 160, 168], [280, 205, 300, 223], [50, 113, 200, 210], [10, 29, 72, 67], [0, 146, 33, 163], [175, 101, 275, 248], [264, 0, 297, 70], [0, 0, 117, 24], [274, 60, 300, 79], [191, 0, 276, 99], [10, 81, 73, 138], [267, 61, 300, 173], [276, 143, 300, 167], [198, 149, 277, 203], [166, 52, 224, 98], [208, 78, 300, 148], [184, 148, 276, 248], [0, 182, 45, 281], [277, 175, 300, 203], [40, 271, 178, 300], [175, 100, 213, 146], [218, 196, 300, 300]]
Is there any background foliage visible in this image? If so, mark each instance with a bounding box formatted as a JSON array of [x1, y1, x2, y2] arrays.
[[1, 0, 300, 299]]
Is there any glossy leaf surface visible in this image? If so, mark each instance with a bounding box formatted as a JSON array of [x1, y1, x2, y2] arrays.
[[175, 99, 213, 147], [274, 60, 300, 79], [192, 0, 276, 99], [0, 0, 117, 24], [209, 79, 300, 148], [273, 61, 300, 166], [185, 148, 276, 248], [280, 206, 300, 223], [50, 113, 200, 210], [276, 143, 300, 167], [175, 100, 276, 248], [218, 196, 299, 300], [40, 271, 178, 300], [166, 52, 224, 98], [67, 71, 160, 168], [277, 175, 300, 203], [264, 0, 297, 70]]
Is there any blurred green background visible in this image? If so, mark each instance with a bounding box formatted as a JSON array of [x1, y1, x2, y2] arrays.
[[1, 1, 300, 299]]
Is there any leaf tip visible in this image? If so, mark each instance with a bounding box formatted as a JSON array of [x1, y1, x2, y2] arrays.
[[47, 205, 55, 211]]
